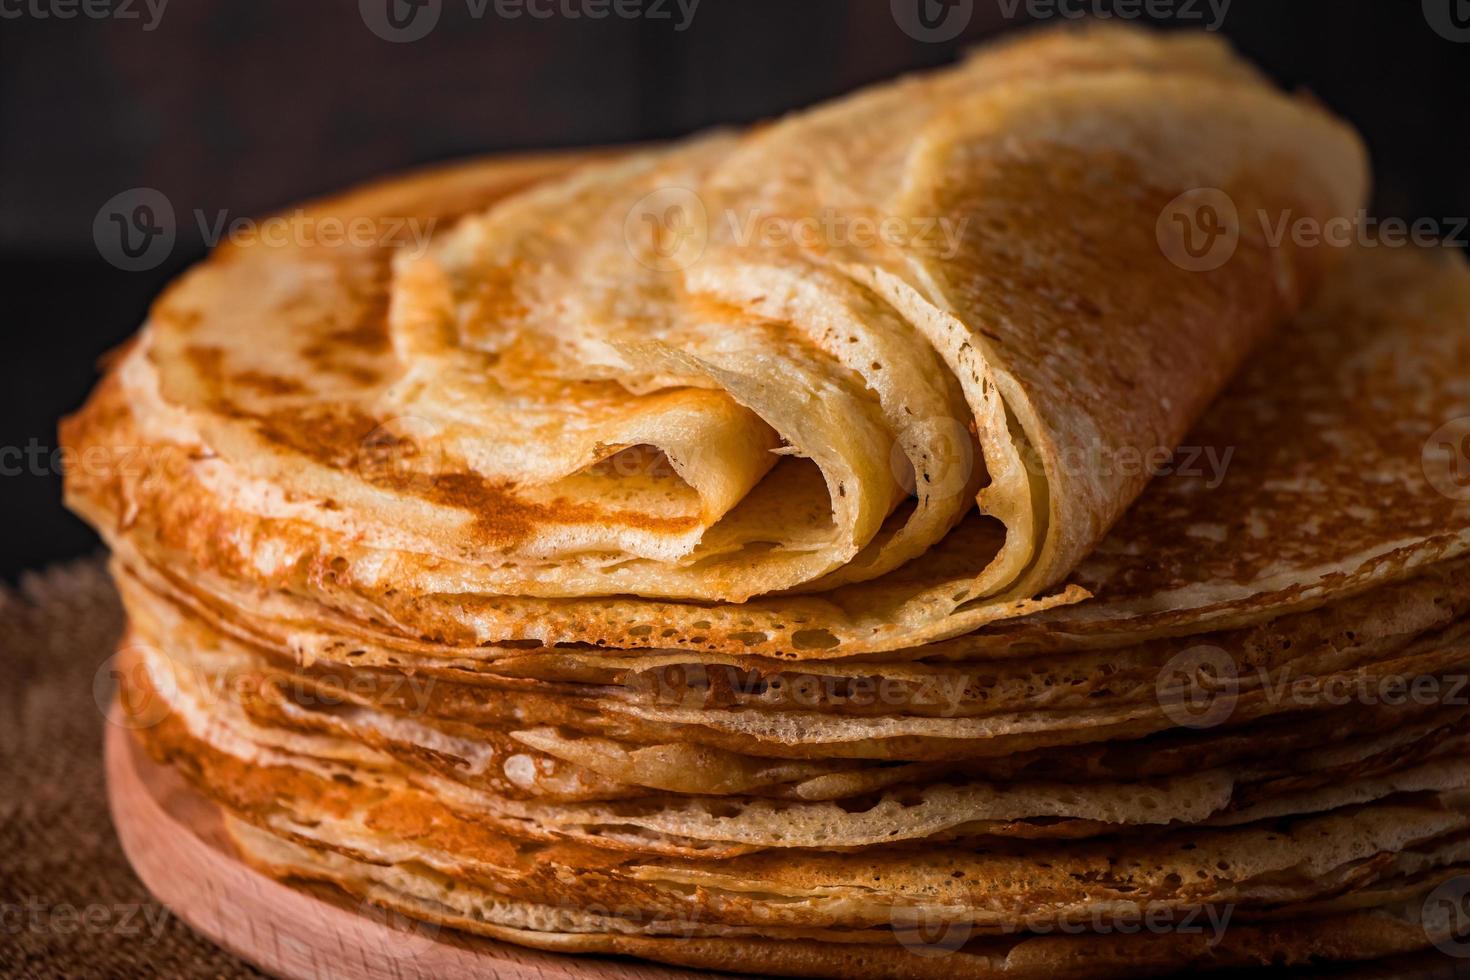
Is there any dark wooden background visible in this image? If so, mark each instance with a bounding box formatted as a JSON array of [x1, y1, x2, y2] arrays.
[[3, 0, 1467, 580]]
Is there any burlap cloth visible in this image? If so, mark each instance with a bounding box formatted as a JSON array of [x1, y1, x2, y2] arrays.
[[1, 558, 1464, 980], [0, 558, 260, 979]]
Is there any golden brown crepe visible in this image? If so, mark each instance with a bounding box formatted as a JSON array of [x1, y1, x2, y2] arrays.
[[63, 22, 1470, 980], [62, 24, 1368, 654]]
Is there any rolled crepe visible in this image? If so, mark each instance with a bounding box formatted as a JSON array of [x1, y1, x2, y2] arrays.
[[63, 25, 1368, 650]]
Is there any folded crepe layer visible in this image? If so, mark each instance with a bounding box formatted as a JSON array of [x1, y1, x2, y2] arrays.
[[127, 677, 1470, 934], [274, 634, 1470, 763], [223, 818, 1470, 980], [116, 547, 1470, 767], [123, 608, 1470, 856], [119, 564, 1470, 800], [68, 246, 1470, 662], [113, 544, 1470, 722], [252, 675, 1470, 833], [971, 243, 1470, 653], [115, 547, 1470, 782], [62, 24, 1369, 656], [135, 645, 1232, 855], [61, 23, 1470, 980]]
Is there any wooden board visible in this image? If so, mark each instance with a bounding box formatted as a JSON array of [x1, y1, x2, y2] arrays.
[[104, 718, 709, 980], [106, 718, 1470, 980]]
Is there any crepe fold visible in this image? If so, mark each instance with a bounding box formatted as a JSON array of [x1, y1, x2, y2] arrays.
[[64, 21, 1470, 980], [96, 241, 1470, 976], [98, 229, 1470, 975], [62, 25, 1367, 654]]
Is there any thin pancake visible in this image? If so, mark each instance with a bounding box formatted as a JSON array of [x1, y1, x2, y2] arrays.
[[60, 24, 1368, 653]]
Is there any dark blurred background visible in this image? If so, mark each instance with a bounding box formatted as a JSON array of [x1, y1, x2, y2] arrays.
[[2, 0, 1467, 581]]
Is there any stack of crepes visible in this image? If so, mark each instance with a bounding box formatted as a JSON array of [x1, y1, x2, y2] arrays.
[[61, 24, 1470, 979]]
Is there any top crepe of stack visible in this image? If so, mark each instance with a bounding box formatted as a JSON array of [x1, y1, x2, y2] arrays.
[[62, 23, 1470, 980]]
